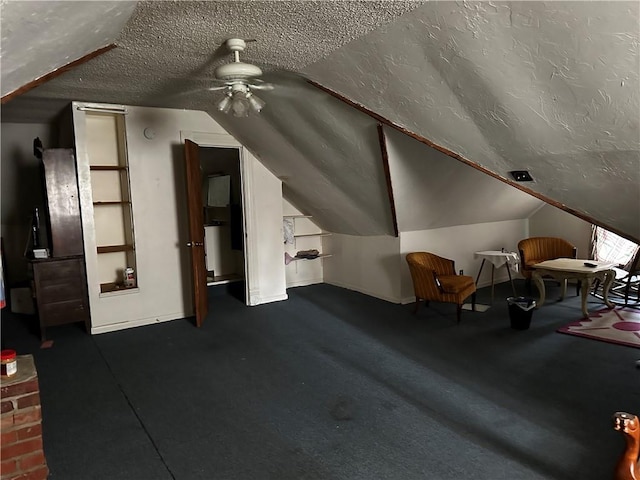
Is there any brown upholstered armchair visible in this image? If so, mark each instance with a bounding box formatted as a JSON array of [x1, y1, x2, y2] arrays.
[[517, 237, 577, 291], [406, 252, 476, 323], [518, 237, 577, 278]]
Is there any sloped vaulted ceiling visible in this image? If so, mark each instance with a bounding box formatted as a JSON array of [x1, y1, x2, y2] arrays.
[[304, 1, 640, 240], [212, 71, 543, 235], [2, 1, 639, 241], [0, 1, 137, 99], [212, 72, 396, 236]]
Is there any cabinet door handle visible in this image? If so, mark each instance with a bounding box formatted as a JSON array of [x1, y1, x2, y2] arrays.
[[186, 242, 204, 247]]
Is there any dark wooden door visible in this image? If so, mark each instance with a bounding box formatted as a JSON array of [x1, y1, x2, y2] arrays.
[[184, 139, 208, 327]]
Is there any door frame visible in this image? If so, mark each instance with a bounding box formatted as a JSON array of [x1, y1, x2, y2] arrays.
[[180, 131, 256, 306]]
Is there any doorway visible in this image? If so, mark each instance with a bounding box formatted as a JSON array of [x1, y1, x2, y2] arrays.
[[183, 137, 249, 327], [199, 146, 246, 297]]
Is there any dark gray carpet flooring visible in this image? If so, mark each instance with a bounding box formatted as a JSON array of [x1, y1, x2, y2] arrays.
[[2, 281, 639, 480]]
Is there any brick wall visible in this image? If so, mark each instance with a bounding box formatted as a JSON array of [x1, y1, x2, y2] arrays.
[[1, 355, 48, 480]]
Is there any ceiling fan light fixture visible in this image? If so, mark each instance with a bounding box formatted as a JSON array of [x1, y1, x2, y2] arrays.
[[230, 93, 250, 117], [247, 92, 265, 113], [212, 39, 272, 118], [217, 94, 233, 114]]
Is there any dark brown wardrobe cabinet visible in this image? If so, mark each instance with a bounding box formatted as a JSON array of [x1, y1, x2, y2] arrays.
[[29, 149, 90, 340]]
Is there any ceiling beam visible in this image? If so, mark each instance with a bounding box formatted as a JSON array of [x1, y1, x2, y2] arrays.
[[1, 44, 116, 105], [377, 124, 398, 237], [308, 79, 639, 245]]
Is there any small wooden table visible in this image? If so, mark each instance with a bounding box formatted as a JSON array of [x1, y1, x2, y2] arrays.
[[532, 259, 615, 318]]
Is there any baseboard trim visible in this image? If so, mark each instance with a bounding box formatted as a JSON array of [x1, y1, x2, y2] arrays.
[[91, 311, 187, 334], [476, 275, 515, 289], [401, 296, 416, 305], [249, 293, 288, 306], [324, 279, 402, 304], [286, 278, 323, 288]]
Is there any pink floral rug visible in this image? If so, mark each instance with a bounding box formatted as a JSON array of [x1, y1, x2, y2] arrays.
[[557, 307, 640, 349]]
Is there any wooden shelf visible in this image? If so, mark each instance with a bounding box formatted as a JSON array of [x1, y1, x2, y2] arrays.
[[90, 165, 128, 171], [97, 244, 134, 254], [283, 214, 331, 266], [290, 254, 332, 261], [100, 282, 137, 294], [93, 201, 131, 206], [206, 273, 244, 286], [293, 233, 332, 238]]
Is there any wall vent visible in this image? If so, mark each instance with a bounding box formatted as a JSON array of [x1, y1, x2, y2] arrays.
[[509, 170, 534, 182]]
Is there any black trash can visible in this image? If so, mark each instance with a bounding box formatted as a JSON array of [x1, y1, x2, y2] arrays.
[[507, 296, 536, 330]]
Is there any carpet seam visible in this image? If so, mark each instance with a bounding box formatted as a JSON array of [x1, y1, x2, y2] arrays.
[[92, 338, 177, 480]]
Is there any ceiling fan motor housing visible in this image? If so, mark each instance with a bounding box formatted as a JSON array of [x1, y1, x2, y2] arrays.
[[215, 38, 263, 80], [225, 38, 248, 51], [215, 62, 263, 80]]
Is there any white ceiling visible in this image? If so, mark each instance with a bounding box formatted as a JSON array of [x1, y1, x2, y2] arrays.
[[0, 1, 137, 99], [305, 1, 640, 241], [384, 126, 543, 232], [2, 1, 638, 242]]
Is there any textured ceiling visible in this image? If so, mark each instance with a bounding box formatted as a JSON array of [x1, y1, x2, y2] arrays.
[[213, 71, 543, 235], [304, 1, 640, 241], [0, 1, 137, 98], [2, 1, 638, 242], [210, 72, 395, 236], [383, 126, 543, 232], [1, 0, 422, 116]]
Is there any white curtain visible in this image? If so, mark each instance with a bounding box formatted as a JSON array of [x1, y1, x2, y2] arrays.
[[591, 225, 639, 269]]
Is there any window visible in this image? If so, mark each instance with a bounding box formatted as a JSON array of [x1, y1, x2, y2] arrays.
[[591, 225, 638, 268]]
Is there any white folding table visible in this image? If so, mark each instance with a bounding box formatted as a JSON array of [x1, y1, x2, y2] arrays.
[[474, 250, 519, 303]]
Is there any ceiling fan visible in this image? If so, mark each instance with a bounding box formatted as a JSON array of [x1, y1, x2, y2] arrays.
[[207, 38, 274, 117]]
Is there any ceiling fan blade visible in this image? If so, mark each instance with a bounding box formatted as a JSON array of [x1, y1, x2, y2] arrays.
[[249, 83, 274, 91], [163, 87, 212, 98], [206, 85, 229, 91]]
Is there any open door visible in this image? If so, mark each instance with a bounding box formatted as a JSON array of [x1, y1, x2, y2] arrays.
[[184, 139, 208, 326]]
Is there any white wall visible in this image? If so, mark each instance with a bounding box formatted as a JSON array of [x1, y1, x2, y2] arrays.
[[245, 152, 287, 305], [529, 204, 592, 258], [72, 103, 286, 333], [314, 212, 591, 305], [400, 220, 528, 302], [73, 105, 218, 332], [323, 220, 526, 304], [1, 123, 52, 284], [323, 234, 401, 303]]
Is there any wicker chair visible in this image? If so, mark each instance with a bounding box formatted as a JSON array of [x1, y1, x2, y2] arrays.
[[517, 237, 577, 290], [406, 252, 476, 323]]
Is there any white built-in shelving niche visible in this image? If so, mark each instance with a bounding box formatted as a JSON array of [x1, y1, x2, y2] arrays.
[[85, 112, 137, 294], [282, 201, 330, 288]]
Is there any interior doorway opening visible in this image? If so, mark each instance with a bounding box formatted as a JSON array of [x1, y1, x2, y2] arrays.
[[199, 146, 246, 300]]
